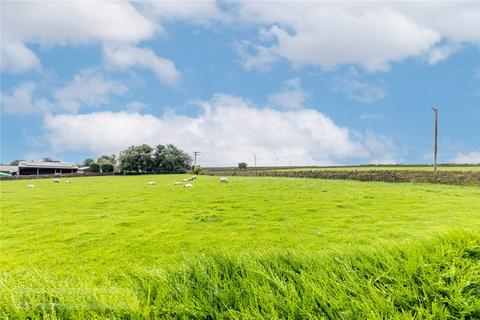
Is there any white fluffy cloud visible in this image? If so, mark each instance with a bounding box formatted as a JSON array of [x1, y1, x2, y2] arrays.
[[235, 2, 479, 71], [2, 1, 477, 75], [43, 94, 397, 166], [1, 70, 126, 114], [1, 2, 155, 45], [0, 41, 41, 73], [268, 78, 308, 110], [1, 82, 40, 114], [0, 1, 183, 81], [452, 150, 480, 164], [103, 46, 181, 86], [53, 70, 127, 113]]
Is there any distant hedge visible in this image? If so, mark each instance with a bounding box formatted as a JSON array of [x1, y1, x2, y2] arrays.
[[202, 169, 480, 185]]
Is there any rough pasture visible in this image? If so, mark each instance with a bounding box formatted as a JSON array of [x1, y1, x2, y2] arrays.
[[1, 175, 479, 318]]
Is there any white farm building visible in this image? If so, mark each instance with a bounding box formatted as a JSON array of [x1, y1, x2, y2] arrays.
[[0, 161, 78, 176]]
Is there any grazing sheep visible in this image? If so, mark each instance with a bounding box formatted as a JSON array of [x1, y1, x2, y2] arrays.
[[184, 183, 193, 188], [183, 178, 190, 182], [53, 179, 60, 183], [26, 184, 35, 188], [147, 181, 156, 185], [65, 181, 71, 184], [173, 182, 183, 185], [220, 176, 228, 184]]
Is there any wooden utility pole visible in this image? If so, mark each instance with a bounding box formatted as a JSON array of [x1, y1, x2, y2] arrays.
[[193, 151, 200, 169], [432, 107, 438, 171], [254, 154, 257, 168]]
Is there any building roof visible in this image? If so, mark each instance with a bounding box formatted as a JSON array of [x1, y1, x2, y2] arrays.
[[18, 161, 78, 169], [0, 165, 18, 173]]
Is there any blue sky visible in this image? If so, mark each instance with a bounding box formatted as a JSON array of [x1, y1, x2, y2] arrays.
[[1, 1, 479, 166]]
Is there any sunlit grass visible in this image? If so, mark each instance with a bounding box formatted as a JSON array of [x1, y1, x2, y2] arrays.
[[1, 175, 479, 318]]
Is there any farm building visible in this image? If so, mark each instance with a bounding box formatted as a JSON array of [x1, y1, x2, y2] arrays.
[[16, 161, 78, 175], [0, 165, 18, 176], [0, 164, 18, 176]]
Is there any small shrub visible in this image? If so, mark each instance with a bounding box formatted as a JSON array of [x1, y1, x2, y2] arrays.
[[193, 166, 202, 175], [238, 162, 248, 170]]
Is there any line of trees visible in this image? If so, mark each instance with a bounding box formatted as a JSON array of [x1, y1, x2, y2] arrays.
[[118, 144, 192, 174], [83, 154, 116, 173], [82, 144, 191, 174]]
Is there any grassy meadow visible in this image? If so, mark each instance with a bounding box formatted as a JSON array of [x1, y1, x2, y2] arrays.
[[1, 175, 480, 318]]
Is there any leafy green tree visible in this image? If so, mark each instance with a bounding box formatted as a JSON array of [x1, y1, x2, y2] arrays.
[[89, 163, 100, 173], [100, 163, 114, 173], [97, 155, 116, 166], [83, 158, 95, 167], [238, 162, 248, 169], [153, 144, 192, 173], [118, 144, 154, 173], [97, 154, 116, 173]]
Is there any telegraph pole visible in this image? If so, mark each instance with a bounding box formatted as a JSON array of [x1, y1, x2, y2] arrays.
[[193, 151, 200, 169], [432, 107, 438, 172], [254, 154, 257, 168]]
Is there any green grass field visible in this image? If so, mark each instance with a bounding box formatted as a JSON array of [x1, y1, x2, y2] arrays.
[[1, 175, 479, 318], [279, 165, 480, 172]]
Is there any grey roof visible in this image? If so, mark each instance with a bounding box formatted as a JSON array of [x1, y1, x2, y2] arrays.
[[18, 161, 78, 169], [0, 165, 18, 173]]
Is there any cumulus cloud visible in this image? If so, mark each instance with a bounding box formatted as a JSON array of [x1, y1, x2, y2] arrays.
[[2, 1, 477, 76], [53, 70, 127, 113], [268, 78, 308, 110], [1, 82, 40, 114], [0, 1, 157, 73], [1, 70, 126, 114], [1, 1, 156, 44], [0, 1, 181, 82], [0, 41, 41, 73], [452, 150, 480, 164], [103, 45, 181, 86], [235, 2, 479, 71], [427, 44, 459, 65], [43, 93, 397, 166]]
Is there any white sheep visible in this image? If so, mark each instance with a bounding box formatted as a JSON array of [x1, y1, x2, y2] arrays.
[[173, 182, 183, 185], [220, 176, 228, 184], [53, 179, 60, 183], [65, 180, 71, 184], [26, 184, 35, 188], [147, 181, 156, 185], [184, 183, 193, 188], [183, 178, 190, 182]]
